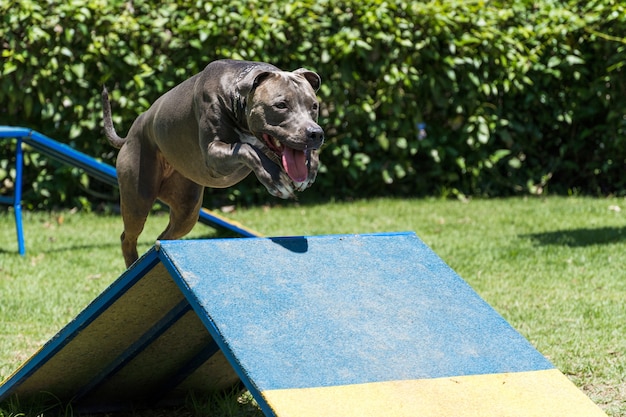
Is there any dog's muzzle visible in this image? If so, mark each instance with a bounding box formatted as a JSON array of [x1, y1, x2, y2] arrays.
[[261, 125, 323, 183]]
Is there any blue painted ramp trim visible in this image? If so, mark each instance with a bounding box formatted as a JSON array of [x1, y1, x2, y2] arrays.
[[71, 299, 192, 403], [148, 339, 222, 402], [0, 246, 239, 412], [0, 248, 161, 399]]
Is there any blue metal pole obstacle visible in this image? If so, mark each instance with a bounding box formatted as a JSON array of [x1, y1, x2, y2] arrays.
[[0, 233, 607, 416], [0, 126, 260, 255]]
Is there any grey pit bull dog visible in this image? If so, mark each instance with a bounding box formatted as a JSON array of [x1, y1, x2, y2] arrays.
[[102, 59, 324, 267]]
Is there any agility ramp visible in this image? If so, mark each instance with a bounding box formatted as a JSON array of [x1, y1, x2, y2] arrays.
[[0, 125, 260, 255], [0, 232, 606, 416]]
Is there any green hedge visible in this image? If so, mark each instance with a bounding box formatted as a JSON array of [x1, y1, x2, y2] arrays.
[[1, 0, 625, 208]]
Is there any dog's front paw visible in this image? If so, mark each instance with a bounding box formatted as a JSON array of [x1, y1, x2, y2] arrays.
[[264, 170, 297, 199], [293, 177, 314, 192]]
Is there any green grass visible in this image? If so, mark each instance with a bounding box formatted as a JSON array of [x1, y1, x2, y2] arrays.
[[1, 197, 625, 416]]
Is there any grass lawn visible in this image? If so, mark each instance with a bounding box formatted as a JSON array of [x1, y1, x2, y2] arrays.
[[1, 196, 625, 416]]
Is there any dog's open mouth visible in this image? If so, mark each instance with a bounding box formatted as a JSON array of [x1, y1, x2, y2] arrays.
[[262, 133, 308, 183]]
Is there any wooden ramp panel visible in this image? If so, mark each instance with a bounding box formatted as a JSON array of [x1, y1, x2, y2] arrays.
[[0, 233, 607, 416]]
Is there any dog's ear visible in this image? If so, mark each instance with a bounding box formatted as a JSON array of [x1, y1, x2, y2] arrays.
[[251, 71, 274, 90], [239, 69, 275, 97], [294, 68, 321, 92]]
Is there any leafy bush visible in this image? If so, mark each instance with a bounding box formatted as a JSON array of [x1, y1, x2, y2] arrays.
[[1, 0, 625, 209]]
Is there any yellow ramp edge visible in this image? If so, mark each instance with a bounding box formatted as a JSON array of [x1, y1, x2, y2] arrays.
[[262, 369, 607, 417]]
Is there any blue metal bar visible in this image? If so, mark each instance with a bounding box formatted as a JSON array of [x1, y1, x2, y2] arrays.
[[23, 130, 118, 187], [0, 126, 31, 138], [14, 137, 25, 256], [0, 130, 26, 255], [198, 208, 260, 237]]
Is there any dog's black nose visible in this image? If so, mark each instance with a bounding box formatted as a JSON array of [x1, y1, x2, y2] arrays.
[[306, 125, 324, 148]]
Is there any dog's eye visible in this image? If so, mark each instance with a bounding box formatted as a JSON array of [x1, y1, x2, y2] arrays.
[[274, 101, 288, 109], [311, 103, 319, 112]]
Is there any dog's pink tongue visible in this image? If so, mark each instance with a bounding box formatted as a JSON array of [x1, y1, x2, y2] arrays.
[[282, 147, 308, 182]]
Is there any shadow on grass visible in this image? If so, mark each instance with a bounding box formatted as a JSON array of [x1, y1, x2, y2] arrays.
[[0, 242, 121, 255], [522, 226, 626, 247]]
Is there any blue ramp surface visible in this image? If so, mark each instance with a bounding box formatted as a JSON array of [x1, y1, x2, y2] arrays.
[[0, 233, 607, 416]]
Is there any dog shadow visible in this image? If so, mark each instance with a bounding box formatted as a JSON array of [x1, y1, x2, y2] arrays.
[[195, 232, 310, 253], [269, 236, 309, 253], [521, 226, 626, 247]]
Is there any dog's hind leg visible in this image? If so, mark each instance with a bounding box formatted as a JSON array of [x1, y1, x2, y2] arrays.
[[157, 172, 204, 242], [116, 140, 162, 268], [119, 196, 154, 268]]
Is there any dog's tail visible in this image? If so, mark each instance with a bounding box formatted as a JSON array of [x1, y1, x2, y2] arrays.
[[102, 86, 126, 149]]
